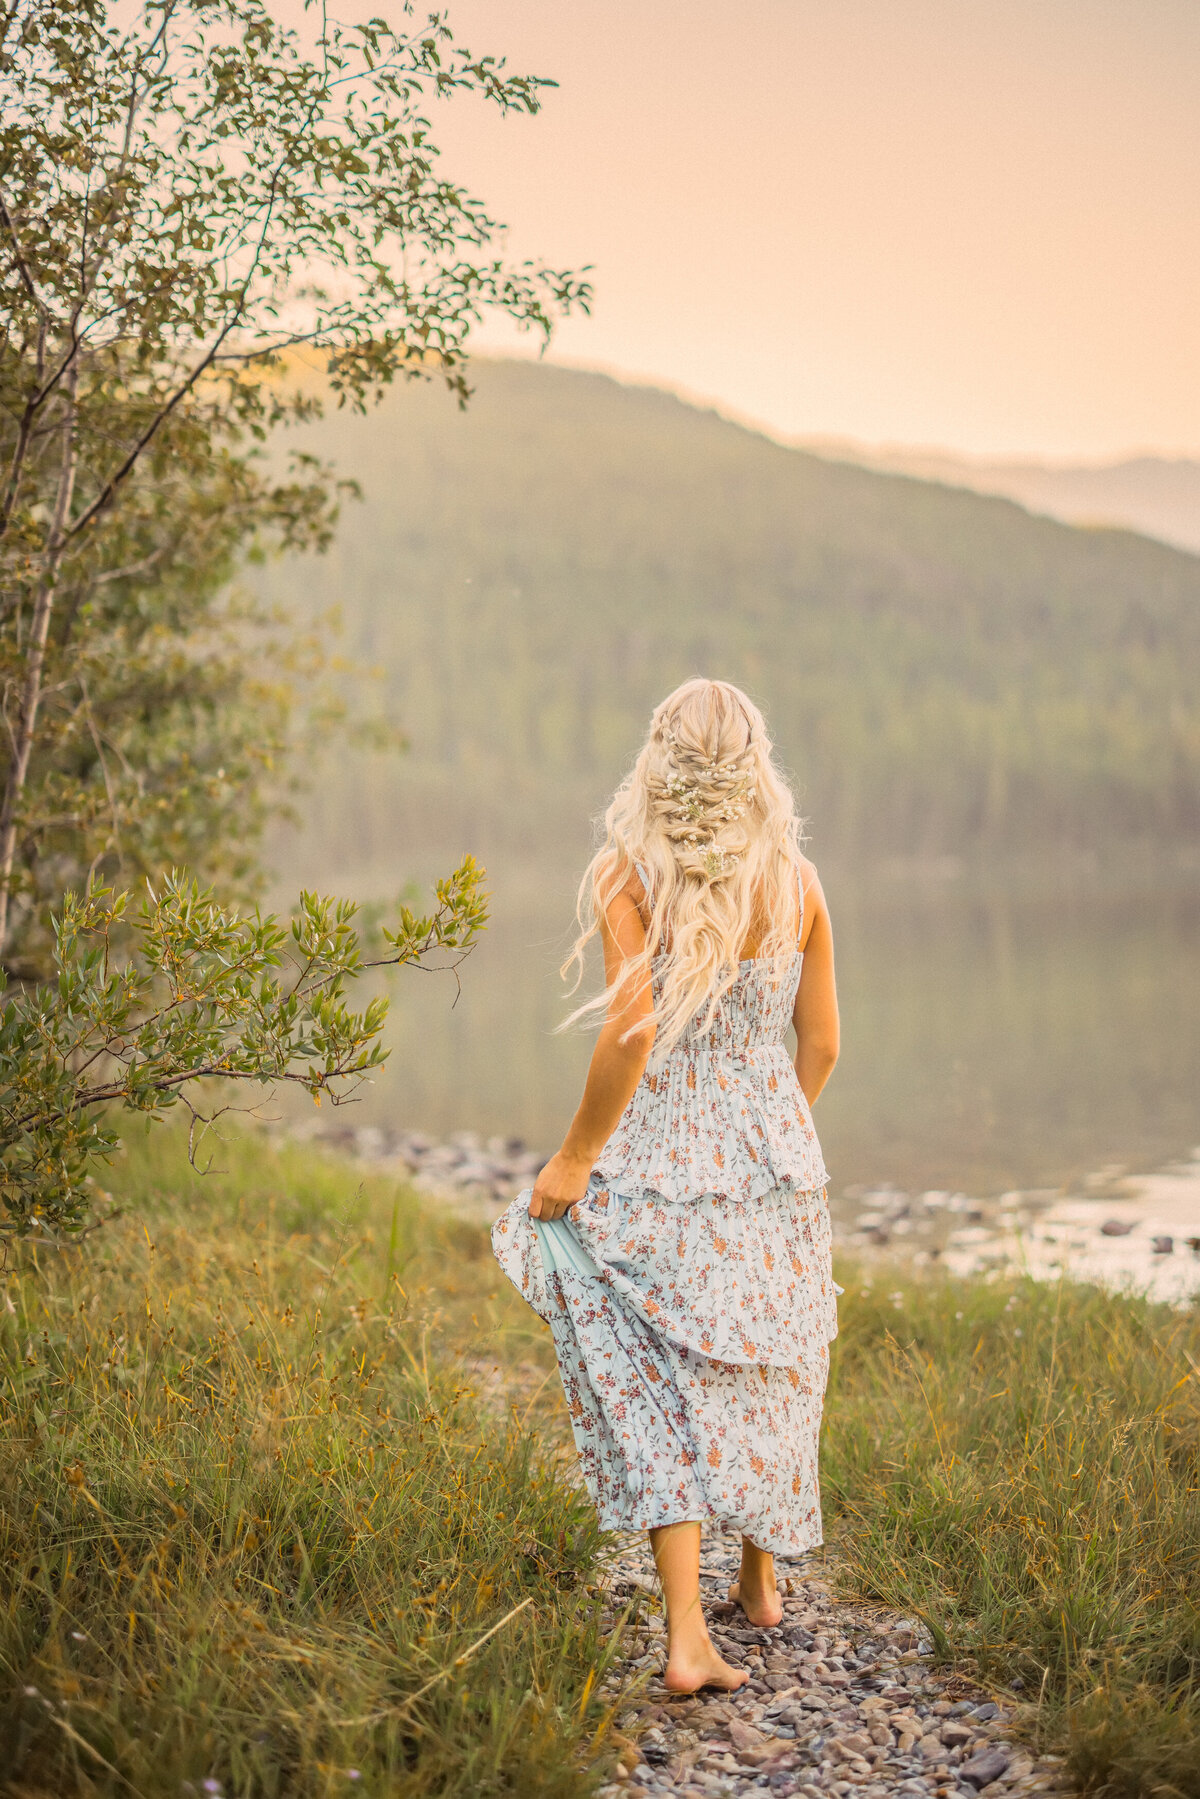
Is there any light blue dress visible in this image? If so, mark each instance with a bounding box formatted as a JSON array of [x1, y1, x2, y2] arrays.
[[492, 879, 838, 1553]]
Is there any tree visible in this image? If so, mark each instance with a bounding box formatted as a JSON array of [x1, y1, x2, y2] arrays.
[[0, 0, 589, 970], [0, 0, 589, 1234]]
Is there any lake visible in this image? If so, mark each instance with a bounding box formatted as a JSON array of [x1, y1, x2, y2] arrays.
[[315, 861, 1200, 1202]]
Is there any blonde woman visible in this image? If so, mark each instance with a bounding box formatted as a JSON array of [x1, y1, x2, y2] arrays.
[[492, 678, 840, 1693]]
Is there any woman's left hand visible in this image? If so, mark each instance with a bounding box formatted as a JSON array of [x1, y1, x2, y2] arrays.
[[529, 1149, 593, 1221]]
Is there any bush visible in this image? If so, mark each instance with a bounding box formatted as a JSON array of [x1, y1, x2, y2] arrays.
[[0, 862, 487, 1243]]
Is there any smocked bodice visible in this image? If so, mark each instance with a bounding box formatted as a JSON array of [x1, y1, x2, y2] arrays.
[[592, 948, 828, 1205], [676, 951, 802, 1056]]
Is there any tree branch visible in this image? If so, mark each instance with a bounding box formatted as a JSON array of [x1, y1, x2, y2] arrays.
[[0, 187, 46, 312], [0, 359, 80, 952], [0, 310, 48, 537], [63, 71, 311, 548]]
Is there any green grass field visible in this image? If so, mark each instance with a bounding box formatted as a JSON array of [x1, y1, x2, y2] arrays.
[[2, 1128, 1197, 1796], [824, 1270, 1200, 1797], [0, 1128, 621, 1798]]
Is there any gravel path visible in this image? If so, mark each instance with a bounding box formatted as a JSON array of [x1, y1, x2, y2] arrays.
[[593, 1535, 1071, 1799], [331, 1127, 1090, 1796]]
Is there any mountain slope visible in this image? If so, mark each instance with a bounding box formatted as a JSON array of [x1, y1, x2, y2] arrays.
[[804, 443, 1200, 556], [259, 360, 1200, 888]]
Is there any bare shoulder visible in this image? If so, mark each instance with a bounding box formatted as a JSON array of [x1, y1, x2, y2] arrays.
[[798, 855, 831, 951], [599, 863, 650, 956]]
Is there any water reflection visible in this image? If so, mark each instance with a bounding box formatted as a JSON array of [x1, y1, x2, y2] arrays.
[[354, 867, 1199, 1199]]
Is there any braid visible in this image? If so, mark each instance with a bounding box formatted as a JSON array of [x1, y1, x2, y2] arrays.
[[646, 716, 760, 882]]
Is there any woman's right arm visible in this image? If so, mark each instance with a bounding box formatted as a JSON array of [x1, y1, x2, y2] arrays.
[[793, 868, 839, 1106], [529, 882, 656, 1220]]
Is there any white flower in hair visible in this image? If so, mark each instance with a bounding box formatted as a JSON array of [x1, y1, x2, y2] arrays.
[[700, 844, 739, 880], [664, 774, 708, 822]]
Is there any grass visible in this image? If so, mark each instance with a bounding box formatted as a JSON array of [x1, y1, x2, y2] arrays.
[[5, 1127, 1198, 1798], [0, 1126, 624, 1798], [824, 1270, 1200, 1798]]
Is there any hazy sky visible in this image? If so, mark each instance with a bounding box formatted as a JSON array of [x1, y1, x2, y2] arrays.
[[280, 0, 1200, 458], [417, 0, 1199, 459]]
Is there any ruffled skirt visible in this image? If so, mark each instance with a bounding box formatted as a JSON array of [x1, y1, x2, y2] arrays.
[[491, 1177, 838, 1553]]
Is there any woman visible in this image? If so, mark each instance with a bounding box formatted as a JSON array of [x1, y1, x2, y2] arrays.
[[492, 678, 840, 1694]]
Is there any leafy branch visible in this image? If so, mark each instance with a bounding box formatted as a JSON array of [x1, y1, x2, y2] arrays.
[[0, 855, 489, 1243]]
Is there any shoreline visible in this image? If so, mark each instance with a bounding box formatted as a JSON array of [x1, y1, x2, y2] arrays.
[[285, 1119, 1200, 1305]]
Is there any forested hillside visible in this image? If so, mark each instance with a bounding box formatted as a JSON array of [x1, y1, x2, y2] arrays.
[[261, 360, 1200, 889], [809, 443, 1200, 556]]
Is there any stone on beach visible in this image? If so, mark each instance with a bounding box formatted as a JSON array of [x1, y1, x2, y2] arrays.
[[960, 1747, 1013, 1788], [597, 1534, 1062, 1797]]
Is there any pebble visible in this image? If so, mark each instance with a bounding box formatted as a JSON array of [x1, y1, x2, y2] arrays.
[[595, 1535, 1071, 1797], [301, 1125, 1200, 1309], [293, 1127, 1200, 1309], [834, 1167, 1200, 1304], [960, 1748, 1012, 1790]]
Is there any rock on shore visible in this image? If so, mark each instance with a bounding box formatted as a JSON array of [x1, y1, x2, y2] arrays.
[[301, 1122, 546, 1206], [301, 1123, 1200, 1301]]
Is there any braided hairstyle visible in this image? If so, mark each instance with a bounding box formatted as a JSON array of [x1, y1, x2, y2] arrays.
[[647, 709, 760, 882], [563, 678, 807, 1058]]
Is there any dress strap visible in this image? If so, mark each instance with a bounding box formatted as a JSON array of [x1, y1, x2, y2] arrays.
[[796, 862, 805, 945]]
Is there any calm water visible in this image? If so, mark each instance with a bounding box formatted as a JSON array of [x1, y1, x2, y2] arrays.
[[330, 866, 1200, 1200]]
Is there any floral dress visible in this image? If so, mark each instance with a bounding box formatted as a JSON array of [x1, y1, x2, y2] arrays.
[[491, 883, 838, 1555]]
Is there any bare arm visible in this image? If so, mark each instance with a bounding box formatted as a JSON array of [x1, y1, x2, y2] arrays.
[[529, 883, 656, 1221], [793, 868, 839, 1106]]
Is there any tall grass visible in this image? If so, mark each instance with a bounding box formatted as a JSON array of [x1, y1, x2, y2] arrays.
[[0, 1129, 621, 1797], [7, 1128, 1198, 1797], [824, 1272, 1200, 1797]]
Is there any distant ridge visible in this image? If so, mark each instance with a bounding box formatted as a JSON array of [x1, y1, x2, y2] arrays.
[[801, 441, 1200, 557], [259, 359, 1200, 889]]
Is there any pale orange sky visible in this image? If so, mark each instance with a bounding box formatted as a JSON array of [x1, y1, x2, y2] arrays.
[[293, 1, 1200, 459]]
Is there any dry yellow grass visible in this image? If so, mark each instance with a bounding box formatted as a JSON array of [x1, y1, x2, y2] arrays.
[[824, 1271, 1200, 1797], [0, 1127, 622, 1798], [6, 1126, 1196, 1797]]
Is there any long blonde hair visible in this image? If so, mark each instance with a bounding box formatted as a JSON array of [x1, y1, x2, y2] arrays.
[[562, 678, 806, 1058]]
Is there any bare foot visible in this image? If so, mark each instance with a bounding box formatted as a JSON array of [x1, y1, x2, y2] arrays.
[[664, 1638, 750, 1694], [728, 1577, 783, 1629]]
